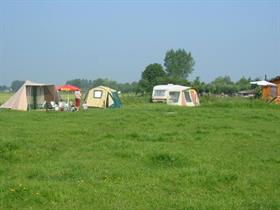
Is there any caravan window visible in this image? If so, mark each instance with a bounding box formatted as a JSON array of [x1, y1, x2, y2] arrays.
[[93, 90, 103, 98], [169, 91, 180, 103], [184, 91, 192, 102], [154, 90, 166, 97]]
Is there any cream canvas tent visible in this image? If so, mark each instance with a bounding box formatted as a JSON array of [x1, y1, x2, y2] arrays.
[[84, 86, 122, 108], [152, 84, 200, 106], [0, 80, 59, 111]]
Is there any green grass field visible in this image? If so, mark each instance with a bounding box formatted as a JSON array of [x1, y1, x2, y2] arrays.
[[0, 95, 280, 209], [0, 92, 12, 105]]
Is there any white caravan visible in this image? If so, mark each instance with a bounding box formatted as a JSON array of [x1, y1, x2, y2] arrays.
[[152, 84, 200, 106]]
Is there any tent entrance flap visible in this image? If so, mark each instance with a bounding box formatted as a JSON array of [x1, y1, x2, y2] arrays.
[[27, 86, 49, 110], [110, 92, 122, 108]]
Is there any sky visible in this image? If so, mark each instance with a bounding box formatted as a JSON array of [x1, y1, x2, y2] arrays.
[[0, 0, 279, 86]]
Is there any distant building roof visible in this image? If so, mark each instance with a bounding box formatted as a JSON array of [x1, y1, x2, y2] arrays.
[[238, 90, 255, 94], [250, 80, 277, 86]]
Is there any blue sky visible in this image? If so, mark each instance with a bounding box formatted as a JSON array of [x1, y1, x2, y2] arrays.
[[0, 0, 279, 85]]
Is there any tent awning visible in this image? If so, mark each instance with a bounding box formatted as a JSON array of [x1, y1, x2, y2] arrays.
[[250, 80, 277, 87]]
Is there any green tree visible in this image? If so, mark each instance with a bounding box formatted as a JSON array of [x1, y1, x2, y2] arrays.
[[164, 49, 195, 79], [66, 79, 93, 91], [66, 78, 139, 94], [163, 77, 190, 87], [210, 76, 237, 95], [235, 76, 251, 91], [92, 78, 119, 90], [0, 85, 9, 91], [191, 76, 207, 94], [139, 63, 166, 93], [11, 80, 25, 92]]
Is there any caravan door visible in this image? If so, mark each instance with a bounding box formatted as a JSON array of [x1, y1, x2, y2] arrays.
[[184, 89, 199, 106]]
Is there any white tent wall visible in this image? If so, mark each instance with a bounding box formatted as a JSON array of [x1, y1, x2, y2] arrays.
[[0, 83, 28, 111], [108, 94, 114, 107]]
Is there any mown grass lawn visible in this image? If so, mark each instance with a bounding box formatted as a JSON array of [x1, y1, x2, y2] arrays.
[[0, 101, 280, 209]]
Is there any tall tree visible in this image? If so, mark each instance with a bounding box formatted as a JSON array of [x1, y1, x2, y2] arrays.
[[139, 63, 166, 93], [164, 49, 195, 79]]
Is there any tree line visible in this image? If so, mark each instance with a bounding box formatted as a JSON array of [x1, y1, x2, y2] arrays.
[[3, 49, 258, 95], [66, 75, 253, 95]]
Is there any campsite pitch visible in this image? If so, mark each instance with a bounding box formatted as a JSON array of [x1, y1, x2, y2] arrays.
[[0, 100, 280, 209]]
